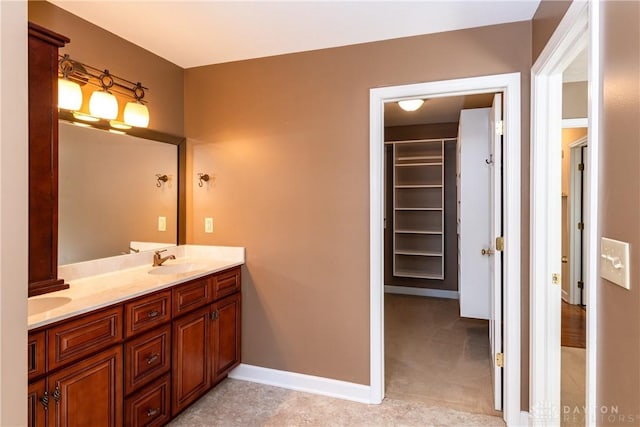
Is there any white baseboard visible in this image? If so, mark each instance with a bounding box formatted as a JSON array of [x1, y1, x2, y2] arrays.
[[228, 364, 372, 404], [384, 285, 459, 299]]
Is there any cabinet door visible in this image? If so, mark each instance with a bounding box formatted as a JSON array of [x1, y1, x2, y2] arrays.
[[47, 346, 123, 427], [212, 293, 241, 384], [172, 305, 211, 416], [28, 379, 47, 427]]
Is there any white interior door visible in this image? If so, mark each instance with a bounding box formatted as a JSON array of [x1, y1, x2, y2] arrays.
[[489, 93, 503, 411], [458, 108, 491, 320]]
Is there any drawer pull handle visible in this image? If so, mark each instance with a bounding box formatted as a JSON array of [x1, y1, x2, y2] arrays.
[[40, 391, 49, 410], [52, 386, 61, 403], [146, 354, 159, 365], [147, 310, 160, 318], [146, 408, 160, 417]]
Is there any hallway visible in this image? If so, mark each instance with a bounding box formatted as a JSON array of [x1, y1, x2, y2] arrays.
[[384, 294, 498, 416]]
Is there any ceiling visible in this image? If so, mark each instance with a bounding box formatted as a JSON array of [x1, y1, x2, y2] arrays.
[[50, 1, 540, 68], [563, 47, 588, 82], [384, 93, 495, 127]]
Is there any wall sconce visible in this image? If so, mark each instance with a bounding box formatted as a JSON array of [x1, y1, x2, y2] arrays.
[[156, 174, 168, 187], [57, 54, 150, 128], [197, 173, 210, 187]]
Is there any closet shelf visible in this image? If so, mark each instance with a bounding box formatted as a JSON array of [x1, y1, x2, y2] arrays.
[[394, 250, 443, 257], [392, 138, 446, 280]]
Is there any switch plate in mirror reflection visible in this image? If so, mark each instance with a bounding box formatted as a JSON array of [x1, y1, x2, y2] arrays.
[[58, 121, 178, 264]]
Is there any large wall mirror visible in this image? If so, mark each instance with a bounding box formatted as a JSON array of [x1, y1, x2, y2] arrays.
[[58, 118, 185, 265]]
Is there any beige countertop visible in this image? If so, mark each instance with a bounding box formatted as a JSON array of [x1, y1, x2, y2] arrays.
[[28, 245, 245, 330]]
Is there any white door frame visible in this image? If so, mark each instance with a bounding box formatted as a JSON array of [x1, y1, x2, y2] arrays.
[[530, 0, 599, 424], [569, 136, 588, 306], [369, 72, 521, 426]]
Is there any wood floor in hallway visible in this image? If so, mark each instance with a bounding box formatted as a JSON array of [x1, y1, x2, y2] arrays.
[[384, 293, 499, 417]]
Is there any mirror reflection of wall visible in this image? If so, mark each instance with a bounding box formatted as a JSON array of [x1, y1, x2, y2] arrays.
[[58, 122, 178, 264]]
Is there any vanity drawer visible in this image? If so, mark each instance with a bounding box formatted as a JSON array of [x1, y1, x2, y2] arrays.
[[48, 306, 122, 370], [125, 373, 171, 427], [212, 267, 241, 300], [28, 331, 46, 380], [124, 324, 171, 395], [125, 290, 171, 338], [173, 278, 212, 317]]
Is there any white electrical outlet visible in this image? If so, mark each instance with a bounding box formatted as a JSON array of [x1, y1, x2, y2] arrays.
[[158, 216, 167, 232], [205, 217, 214, 233], [600, 237, 630, 289]]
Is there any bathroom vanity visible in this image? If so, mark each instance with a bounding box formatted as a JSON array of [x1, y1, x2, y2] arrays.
[[27, 245, 244, 427]]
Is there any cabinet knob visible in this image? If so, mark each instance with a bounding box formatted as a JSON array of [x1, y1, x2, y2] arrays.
[[146, 354, 159, 365], [147, 310, 160, 318], [146, 408, 160, 417]]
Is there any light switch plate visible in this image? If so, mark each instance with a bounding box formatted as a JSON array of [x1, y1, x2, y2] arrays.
[[205, 217, 214, 233], [600, 237, 630, 289], [158, 216, 167, 232]]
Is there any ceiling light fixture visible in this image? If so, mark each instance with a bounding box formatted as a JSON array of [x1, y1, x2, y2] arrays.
[[398, 99, 425, 112], [58, 55, 150, 127]]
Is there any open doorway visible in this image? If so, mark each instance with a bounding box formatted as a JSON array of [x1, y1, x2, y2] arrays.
[[382, 94, 498, 415], [530, 1, 598, 424], [369, 73, 522, 427]]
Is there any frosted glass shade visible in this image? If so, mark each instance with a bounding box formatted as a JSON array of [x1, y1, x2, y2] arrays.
[[58, 78, 83, 111], [398, 99, 424, 112], [89, 90, 118, 120], [124, 101, 149, 128]]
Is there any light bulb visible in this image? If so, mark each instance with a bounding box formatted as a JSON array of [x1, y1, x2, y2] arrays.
[[58, 78, 83, 111], [89, 90, 118, 120], [124, 101, 149, 128], [398, 99, 425, 112]]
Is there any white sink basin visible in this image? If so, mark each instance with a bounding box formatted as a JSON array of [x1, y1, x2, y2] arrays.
[[148, 262, 207, 275], [29, 297, 72, 316]]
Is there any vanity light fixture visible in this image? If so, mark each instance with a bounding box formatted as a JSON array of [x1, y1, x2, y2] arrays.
[[156, 174, 169, 187], [72, 112, 100, 122], [197, 173, 210, 187], [58, 55, 83, 111], [124, 83, 150, 128], [398, 99, 425, 112], [109, 120, 132, 130], [58, 54, 150, 127], [89, 70, 118, 120]]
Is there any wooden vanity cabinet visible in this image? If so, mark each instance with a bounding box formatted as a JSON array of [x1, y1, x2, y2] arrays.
[[29, 266, 242, 426], [27, 22, 69, 297], [28, 307, 124, 427], [172, 267, 242, 417]]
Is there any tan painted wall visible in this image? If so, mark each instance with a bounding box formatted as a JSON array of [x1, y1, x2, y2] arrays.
[[0, 2, 28, 425], [597, 0, 640, 419], [563, 81, 588, 119], [185, 22, 532, 388], [531, 0, 572, 63], [58, 123, 177, 264], [28, 1, 184, 136]]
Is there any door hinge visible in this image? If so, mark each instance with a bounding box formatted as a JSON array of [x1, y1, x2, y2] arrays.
[[495, 120, 504, 136], [578, 162, 584, 171], [577, 280, 584, 289], [210, 310, 219, 321], [496, 352, 504, 368], [495, 236, 504, 251], [552, 273, 561, 285], [578, 222, 584, 230]]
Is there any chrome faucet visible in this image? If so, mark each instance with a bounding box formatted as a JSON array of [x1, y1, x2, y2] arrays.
[[153, 249, 176, 267]]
